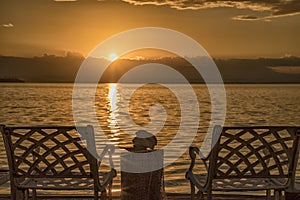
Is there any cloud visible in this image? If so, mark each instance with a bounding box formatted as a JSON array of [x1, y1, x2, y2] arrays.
[[233, 11, 300, 21], [232, 15, 260, 21], [2, 23, 14, 28], [121, 0, 300, 21]]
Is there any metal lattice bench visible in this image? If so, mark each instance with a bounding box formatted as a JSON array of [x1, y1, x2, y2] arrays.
[[0, 125, 116, 200], [186, 126, 300, 200]]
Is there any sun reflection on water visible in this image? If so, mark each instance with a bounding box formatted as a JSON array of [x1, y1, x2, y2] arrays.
[[107, 84, 120, 141]]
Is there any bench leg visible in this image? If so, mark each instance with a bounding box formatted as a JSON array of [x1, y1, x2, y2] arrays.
[[12, 188, 24, 200], [279, 190, 284, 200], [266, 190, 271, 200], [100, 189, 108, 200], [274, 190, 284, 200], [32, 189, 37, 200], [108, 180, 113, 200], [94, 190, 99, 200], [15, 189, 27, 200], [24, 189, 29, 200], [197, 191, 204, 200], [207, 189, 212, 200], [190, 181, 195, 200]]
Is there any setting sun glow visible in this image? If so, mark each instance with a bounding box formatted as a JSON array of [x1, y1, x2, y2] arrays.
[[109, 53, 118, 61]]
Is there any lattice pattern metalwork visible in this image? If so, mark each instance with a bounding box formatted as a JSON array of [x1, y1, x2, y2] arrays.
[[216, 127, 296, 179], [1, 125, 116, 200], [186, 126, 300, 200]]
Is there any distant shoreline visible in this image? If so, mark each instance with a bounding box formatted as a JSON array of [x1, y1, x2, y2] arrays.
[[0, 78, 25, 83]]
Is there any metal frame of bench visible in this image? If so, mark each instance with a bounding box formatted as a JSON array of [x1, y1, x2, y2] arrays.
[[186, 126, 300, 200], [0, 125, 117, 200]]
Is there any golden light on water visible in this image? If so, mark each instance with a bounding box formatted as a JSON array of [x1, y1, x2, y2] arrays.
[[108, 83, 120, 140], [108, 83, 118, 114]]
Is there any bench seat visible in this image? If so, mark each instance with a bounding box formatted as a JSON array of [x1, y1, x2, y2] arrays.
[[16, 172, 113, 190], [191, 174, 288, 191]]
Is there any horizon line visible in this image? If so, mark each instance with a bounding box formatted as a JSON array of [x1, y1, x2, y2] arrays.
[[1, 54, 299, 60]]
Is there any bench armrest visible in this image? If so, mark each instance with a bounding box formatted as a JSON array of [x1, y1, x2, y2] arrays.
[[188, 146, 210, 172], [186, 146, 212, 190], [97, 144, 116, 169], [96, 144, 117, 188]]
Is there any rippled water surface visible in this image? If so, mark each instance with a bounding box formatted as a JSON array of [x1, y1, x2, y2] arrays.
[[0, 83, 299, 194]]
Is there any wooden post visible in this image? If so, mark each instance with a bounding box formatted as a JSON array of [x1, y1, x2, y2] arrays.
[[121, 149, 165, 200]]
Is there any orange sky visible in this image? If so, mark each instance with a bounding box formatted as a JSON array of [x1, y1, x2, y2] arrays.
[[0, 0, 299, 58]]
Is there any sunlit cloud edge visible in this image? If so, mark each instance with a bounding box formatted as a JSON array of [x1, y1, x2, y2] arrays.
[[120, 0, 300, 21], [2, 23, 14, 28]]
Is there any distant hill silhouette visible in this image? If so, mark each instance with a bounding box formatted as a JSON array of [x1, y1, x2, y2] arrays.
[[0, 54, 84, 83], [0, 78, 24, 83], [215, 57, 300, 83], [0, 54, 299, 83]]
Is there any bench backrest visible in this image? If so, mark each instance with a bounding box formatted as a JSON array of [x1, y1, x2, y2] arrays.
[[210, 126, 300, 180], [0, 125, 99, 179]]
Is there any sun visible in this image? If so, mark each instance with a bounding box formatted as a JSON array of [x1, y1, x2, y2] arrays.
[[109, 53, 118, 61]]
